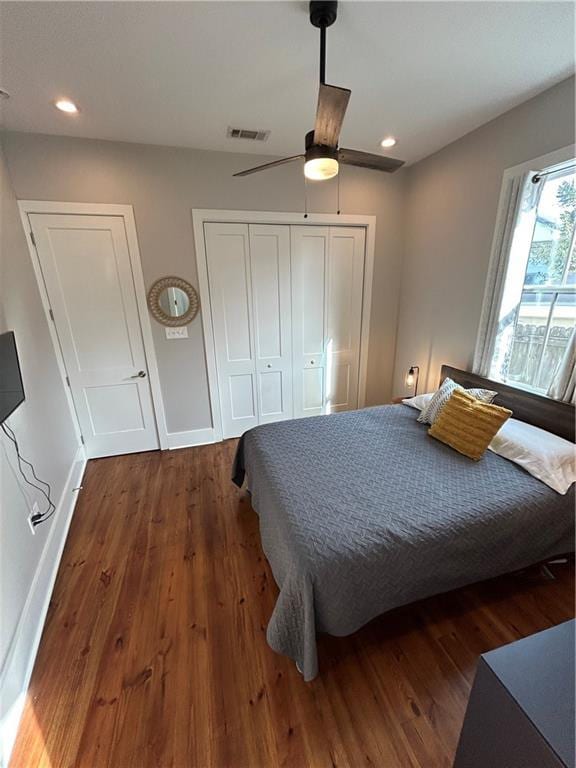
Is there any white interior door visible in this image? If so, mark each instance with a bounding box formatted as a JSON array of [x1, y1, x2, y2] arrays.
[[29, 213, 159, 458], [326, 227, 365, 412], [205, 223, 258, 438], [248, 225, 293, 425], [291, 226, 329, 417], [291, 225, 365, 418]]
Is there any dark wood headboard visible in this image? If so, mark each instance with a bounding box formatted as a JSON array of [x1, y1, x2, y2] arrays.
[[440, 365, 575, 443]]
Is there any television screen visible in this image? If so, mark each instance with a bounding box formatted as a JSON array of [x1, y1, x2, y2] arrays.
[[0, 331, 25, 424]]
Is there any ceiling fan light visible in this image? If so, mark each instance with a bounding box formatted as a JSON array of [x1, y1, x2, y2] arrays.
[[304, 157, 339, 181]]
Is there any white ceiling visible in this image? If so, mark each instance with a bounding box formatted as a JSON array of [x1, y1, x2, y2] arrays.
[[0, 1, 574, 165]]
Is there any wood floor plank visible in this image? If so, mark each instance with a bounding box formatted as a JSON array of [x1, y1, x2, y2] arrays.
[[10, 441, 574, 768]]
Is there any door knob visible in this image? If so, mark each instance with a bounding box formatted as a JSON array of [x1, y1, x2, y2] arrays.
[[267, 364, 272, 368], [130, 370, 147, 379], [310, 360, 315, 365]]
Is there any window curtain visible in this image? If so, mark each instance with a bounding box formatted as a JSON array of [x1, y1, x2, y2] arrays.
[[547, 328, 576, 403], [473, 171, 540, 377]]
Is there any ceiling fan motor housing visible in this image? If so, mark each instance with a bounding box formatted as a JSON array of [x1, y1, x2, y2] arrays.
[[305, 129, 338, 161], [309, 1, 338, 29]]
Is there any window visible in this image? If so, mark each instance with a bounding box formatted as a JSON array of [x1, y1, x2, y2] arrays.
[[476, 154, 575, 395]]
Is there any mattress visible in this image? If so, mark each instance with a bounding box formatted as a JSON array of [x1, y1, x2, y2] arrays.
[[232, 404, 575, 680]]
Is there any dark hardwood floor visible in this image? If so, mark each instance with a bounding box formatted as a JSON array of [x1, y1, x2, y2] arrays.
[[11, 440, 574, 768]]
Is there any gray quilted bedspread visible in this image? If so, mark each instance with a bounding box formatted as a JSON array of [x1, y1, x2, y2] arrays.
[[232, 405, 575, 680]]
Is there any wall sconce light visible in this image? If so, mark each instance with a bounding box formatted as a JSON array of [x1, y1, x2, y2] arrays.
[[406, 365, 420, 395]]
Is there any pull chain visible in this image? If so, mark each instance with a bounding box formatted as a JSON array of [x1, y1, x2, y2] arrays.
[[304, 163, 309, 218], [337, 167, 341, 215]]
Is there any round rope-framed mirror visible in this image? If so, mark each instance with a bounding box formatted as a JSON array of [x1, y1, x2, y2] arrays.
[[147, 276, 200, 327]]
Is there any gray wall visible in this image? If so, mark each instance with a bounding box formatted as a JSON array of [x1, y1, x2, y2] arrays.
[[1, 133, 406, 433], [0, 142, 78, 727], [393, 76, 575, 396], [3, 75, 571, 432]]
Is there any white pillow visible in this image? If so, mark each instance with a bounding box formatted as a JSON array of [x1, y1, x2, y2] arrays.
[[489, 418, 576, 494], [418, 377, 498, 425], [402, 392, 434, 411]]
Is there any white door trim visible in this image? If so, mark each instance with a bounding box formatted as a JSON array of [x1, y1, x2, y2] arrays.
[[192, 209, 376, 443], [18, 200, 169, 450]]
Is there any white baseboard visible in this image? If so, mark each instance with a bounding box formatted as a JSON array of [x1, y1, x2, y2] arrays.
[[0, 445, 86, 768], [166, 427, 216, 450]]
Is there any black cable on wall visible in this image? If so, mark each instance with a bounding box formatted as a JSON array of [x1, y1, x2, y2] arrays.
[[1, 421, 55, 526]]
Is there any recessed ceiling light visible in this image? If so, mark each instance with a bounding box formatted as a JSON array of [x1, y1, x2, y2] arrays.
[[380, 136, 397, 149], [55, 99, 79, 114]]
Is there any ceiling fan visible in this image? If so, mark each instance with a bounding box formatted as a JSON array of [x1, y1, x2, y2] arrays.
[[234, 1, 404, 181]]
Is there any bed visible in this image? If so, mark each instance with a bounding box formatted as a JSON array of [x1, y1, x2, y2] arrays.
[[232, 366, 575, 680]]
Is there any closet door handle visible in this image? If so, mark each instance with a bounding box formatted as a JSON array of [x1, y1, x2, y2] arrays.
[[266, 364, 272, 369], [130, 370, 147, 379]]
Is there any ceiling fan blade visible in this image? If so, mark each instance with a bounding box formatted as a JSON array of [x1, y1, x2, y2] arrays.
[[314, 83, 351, 148], [339, 148, 404, 173], [233, 155, 304, 177]]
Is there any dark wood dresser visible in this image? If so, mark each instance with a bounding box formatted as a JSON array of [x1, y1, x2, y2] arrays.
[[454, 620, 575, 768]]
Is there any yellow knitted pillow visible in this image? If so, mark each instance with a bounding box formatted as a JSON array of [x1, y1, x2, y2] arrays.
[[429, 388, 512, 461]]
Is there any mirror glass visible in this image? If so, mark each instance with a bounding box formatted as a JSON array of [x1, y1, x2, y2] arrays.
[[158, 286, 190, 318], [148, 276, 199, 327]]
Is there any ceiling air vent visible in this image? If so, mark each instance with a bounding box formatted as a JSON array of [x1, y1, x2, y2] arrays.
[[227, 127, 270, 142]]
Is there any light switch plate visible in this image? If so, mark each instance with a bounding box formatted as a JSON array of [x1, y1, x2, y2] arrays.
[[165, 327, 188, 339]]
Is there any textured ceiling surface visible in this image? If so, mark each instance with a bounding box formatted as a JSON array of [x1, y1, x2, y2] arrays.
[[1, 1, 574, 163]]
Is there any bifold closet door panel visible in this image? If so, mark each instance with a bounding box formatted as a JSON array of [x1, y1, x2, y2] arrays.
[[248, 225, 293, 424], [206, 221, 366, 436], [326, 227, 365, 412], [291, 226, 329, 418], [204, 223, 258, 438]]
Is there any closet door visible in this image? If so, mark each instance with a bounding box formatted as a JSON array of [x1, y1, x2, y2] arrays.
[[326, 227, 365, 412], [249, 225, 293, 425], [291, 225, 365, 418], [291, 226, 329, 417], [205, 223, 258, 438]]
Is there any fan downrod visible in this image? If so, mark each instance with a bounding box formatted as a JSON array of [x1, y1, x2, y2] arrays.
[[309, 1, 338, 29]]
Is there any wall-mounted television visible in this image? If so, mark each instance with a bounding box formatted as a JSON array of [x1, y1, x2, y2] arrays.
[[0, 331, 25, 424]]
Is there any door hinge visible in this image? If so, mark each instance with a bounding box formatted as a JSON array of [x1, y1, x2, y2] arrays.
[[48, 308, 55, 322], [65, 375, 70, 387], [30, 231, 36, 247], [80, 435, 85, 445]]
